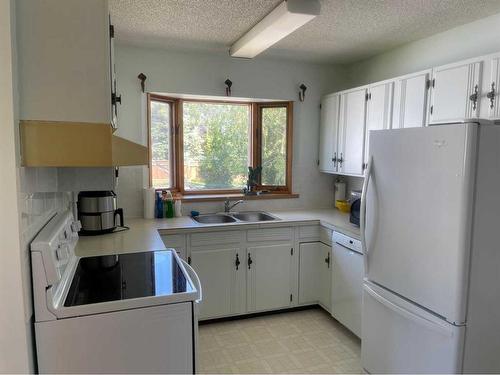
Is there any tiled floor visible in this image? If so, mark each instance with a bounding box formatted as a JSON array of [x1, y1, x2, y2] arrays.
[[198, 308, 362, 374]]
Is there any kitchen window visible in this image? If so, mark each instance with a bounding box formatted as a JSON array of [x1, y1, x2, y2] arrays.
[[149, 97, 175, 189], [182, 101, 251, 191], [148, 94, 293, 198]]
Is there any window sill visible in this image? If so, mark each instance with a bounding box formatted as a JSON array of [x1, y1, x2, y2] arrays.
[[177, 192, 299, 203]]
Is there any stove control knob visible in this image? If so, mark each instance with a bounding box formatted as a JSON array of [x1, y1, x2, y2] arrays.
[[55, 244, 69, 262]]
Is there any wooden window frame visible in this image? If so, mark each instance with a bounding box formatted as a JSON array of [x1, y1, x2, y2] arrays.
[[148, 94, 180, 193], [253, 102, 293, 193], [148, 94, 293, 196]]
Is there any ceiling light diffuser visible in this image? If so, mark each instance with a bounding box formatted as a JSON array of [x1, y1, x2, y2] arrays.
[[229, 0, 320, 59]]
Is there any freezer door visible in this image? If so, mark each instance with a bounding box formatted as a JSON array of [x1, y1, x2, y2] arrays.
[[364, 124, 477, 323], [362, 282, 465, 374]]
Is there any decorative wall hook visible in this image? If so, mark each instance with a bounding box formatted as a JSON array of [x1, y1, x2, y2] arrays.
[[299, 83, 307, 102], [225, 79, 233, 96], [138, 73, 147, 93]]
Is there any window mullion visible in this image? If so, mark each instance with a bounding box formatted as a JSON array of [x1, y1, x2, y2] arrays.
[[175, 99, 184, 194]]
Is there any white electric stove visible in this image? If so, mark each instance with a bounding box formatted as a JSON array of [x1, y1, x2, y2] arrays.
[[31, 210, 201, 374]]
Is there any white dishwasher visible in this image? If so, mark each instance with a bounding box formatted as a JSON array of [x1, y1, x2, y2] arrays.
[[331, 231, 363, 338]]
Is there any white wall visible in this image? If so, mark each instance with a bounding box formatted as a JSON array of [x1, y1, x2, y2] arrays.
[[1, 2, 72, 371], [348, 12, 500, 86], [0, 1, 32, 371], [114, 45, 349, 217]]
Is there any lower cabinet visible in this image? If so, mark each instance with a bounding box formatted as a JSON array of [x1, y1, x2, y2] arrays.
[[318, 243, 332, 310], [247, 243, 294, 312], [189, 246, 245, 320], [181, 226, 344, 320], [298, 242, 332, 312], [160, 234, 187, 261]]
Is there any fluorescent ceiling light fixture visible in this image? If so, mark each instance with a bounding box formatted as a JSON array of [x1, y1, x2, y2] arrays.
[[230, 0, 320, 59]]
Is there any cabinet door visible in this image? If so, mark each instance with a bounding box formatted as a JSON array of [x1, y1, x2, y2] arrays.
[[429, 60, 482, 124], [247, 243, 293, 312], [318, 243, 332, 312], [171, 247, 186, 261], [487, 56, 500, 119], [161, 234, 187, 260], [392, 70, 431, 129], [331, 243, 363, 337], [17, 0, 112, 123], [298, 242, 320, 305], [109, 15, 118, 129], [319, 94, 340, 173], [338, 88, 367, 176], [190, 247, 244, 319], [364, 81, 393, 168], [298, 242, 331, 311]]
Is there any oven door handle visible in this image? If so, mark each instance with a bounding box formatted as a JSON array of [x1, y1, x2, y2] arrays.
[[181, 259, 202, 303]]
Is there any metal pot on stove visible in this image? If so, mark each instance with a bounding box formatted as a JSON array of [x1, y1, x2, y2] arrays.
[[78, 191, 124, 235]]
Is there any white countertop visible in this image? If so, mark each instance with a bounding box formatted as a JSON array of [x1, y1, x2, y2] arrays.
[[75, 208, 360, 257]]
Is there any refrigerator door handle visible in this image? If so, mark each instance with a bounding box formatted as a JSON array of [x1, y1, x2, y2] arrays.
[[364, 284, 453, 337], [361, 156, 372, 275]]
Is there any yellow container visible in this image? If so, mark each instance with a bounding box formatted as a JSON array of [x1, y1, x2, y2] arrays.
[[335, 199, 351, 213]]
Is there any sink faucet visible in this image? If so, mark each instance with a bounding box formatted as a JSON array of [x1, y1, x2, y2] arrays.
[[224, 199, 244, 213]]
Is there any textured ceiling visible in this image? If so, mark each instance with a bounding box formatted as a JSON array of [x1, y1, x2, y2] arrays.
[[109, 0, 500, 64]]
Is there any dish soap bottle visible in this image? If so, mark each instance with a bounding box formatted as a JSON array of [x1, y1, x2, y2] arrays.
[[174, 199, 182, 217], [163, 190, 175, 218], [155, 191, 163, 218]]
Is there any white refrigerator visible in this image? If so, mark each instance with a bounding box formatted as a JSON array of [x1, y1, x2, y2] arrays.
[[361, 121, 500, 373]]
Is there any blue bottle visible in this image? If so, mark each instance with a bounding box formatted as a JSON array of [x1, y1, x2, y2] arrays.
[[155, 192, 164, 218]]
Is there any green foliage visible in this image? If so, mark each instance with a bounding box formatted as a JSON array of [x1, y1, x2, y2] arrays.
[[150, 100, 288, 190], [183, 102, 249, 189], [150, 101, 171, 187], [150, 101, 170, 161], [261, 107, 287, 186]]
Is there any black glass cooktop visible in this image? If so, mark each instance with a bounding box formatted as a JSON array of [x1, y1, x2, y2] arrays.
[[64, 251, 193, 307]]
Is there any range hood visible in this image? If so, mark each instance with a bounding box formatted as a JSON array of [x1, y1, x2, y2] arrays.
[[20, 120, 148, 167]]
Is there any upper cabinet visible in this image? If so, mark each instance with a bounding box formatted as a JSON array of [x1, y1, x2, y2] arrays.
[[338, 87, 367, 176], [17, 0, 115, 125], [17, 0, 147, 166], [392, 70, 431, 129], [320, 51, 500, 177], [480, 53, 500, 120], [319, 94, 340, 173], [364, 81, 393, 169], [109, 17, 119, 129], [320, 82, 392, 177], [428, 59, 483, 124]]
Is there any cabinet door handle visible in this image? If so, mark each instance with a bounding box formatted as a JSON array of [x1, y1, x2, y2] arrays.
[[235, 253, 240, 270], [332, 152, 337, 166], [487, 82, 496, 109], [187, 256, 191, 265], [338, 153, 344, 166], [248, 253, 253, 269], [112, 92, 122, 105], [469, 84, 479, 111], [325, 252, 330, 268]]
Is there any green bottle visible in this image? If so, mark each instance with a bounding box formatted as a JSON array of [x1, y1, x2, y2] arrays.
[[164, 190, 174, 218]]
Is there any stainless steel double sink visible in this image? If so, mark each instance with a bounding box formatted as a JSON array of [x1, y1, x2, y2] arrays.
[[192, 211, 278, 224]]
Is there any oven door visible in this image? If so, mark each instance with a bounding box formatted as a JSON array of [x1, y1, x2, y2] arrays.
[[36, 302, 194, 373]]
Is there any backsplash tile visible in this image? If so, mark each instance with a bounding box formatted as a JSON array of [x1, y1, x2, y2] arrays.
[[19, 191, 71, 249]]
